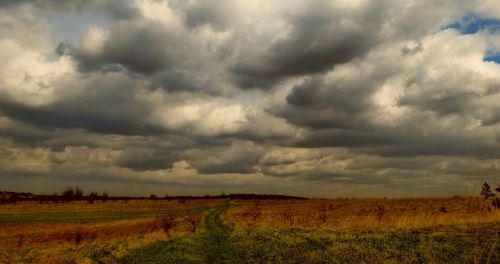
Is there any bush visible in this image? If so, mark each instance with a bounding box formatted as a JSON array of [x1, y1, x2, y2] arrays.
[[481, 182, 495, 200], [186, 215, 201, 233], [157, 215, 176, 236], [480, 182, 500, 209], [282, 208, 293, 227], [376, 205, 385, 221]]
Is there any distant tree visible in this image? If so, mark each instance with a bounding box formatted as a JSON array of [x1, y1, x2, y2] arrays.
[[62, 187, 74, 197], [87, 192, 98, 204], [101, 192, 109, 202], [149, 194, 157, 199], [74, 187, 84, 198], [51, 193, 59, 203]]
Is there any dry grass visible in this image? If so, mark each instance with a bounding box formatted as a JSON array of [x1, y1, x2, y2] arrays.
[[2, 197, 500, 263], [226, 197, 500, 230], [0, 199, 214, 214], [0, 199, 214, 263], [1, 231, 167, 264]]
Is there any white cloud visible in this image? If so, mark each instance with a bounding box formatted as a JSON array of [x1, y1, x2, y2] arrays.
[[2, 0, 500, 196]]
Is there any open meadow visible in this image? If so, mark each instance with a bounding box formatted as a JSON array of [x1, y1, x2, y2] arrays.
[[3, 1, 500, 263], [1, 195, 500, 263]]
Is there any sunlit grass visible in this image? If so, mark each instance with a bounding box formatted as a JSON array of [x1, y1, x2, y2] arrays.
[[1, 197, 500, 263]]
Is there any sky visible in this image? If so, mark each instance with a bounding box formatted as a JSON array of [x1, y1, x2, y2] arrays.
[[1, 0, 500, 197]]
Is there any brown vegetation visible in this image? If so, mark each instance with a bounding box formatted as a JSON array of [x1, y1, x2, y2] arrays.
[[226, 197, 500, 230], [2, 188, 500, 263]]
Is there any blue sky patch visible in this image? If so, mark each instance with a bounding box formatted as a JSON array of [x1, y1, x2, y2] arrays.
[[484, 53, 500, 64], [445, 13, 500, 35]]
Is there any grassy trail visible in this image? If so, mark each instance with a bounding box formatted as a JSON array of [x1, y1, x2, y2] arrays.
[[120, 201, 240, 264], [200, 202, 239, 263]]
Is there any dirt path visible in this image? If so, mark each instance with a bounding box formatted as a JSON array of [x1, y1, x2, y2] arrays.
[[120, 201, 241, 264]]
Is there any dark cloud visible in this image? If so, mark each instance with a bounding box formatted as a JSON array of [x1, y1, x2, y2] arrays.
[[179, 0, 233, 31], [0, 73, 164, 135], [0, 100, 161, 135], [2, 0, 500, 196], [61, 20, 191, 75], [285, 74, 375, 118], [276, 63, 391, 130], [185, 142, 264, 174], [482, 110, 500, 126], [397, 66, 485, 117], [115, 147, 178, 171], [230, 0, 388, 85], [0, 0, 140, 20], [399, 91, 480, 116], [290, 119, 500, 159]]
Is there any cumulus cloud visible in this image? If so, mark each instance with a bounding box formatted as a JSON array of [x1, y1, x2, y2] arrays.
[[2, 0, 500, 196], [231, 0, 387, 81]]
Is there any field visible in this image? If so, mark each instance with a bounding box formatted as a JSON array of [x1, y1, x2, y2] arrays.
[[1, 197, 500, 263]]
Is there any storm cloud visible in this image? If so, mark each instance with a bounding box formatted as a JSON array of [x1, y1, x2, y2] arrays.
[[1, 0, 500, 197]]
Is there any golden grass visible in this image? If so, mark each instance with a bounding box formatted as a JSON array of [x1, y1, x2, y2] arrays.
[[2, 197, 500, 263], [1, 230, 167, 264], [0, 199, 214, 214], [226, 197, 500, 230], [0, 199, 215, 263]]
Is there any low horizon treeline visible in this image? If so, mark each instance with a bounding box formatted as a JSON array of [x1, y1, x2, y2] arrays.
[[0, 187, 307, 205], [3, 181, 499, 205]]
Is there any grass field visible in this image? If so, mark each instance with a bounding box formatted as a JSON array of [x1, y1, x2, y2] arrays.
[[1, 197, 499, 263]]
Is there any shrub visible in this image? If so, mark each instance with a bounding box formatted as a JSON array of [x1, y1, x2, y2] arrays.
[[157, 215, 176, 236], [481, 182, 495, 200], [492, 198, 500, 209], [186, 215, 201, 233], [376, 205, 385, 221], [480, 182, 500, 209], [320, 205, 328, 224], [282, 208, 293, 227], [74, 229, 84, 245]]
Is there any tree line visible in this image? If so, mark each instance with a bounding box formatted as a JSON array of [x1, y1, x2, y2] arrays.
[[0, 187, 307, 205]]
